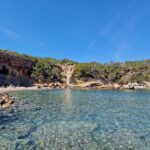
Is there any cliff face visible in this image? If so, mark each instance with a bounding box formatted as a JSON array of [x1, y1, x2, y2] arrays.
[[0, 52, 35, 86], [60, 65, 75, 86], [0, 51, 75, 87]]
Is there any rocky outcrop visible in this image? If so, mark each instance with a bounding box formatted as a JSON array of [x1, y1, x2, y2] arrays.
[[33, 65, 75, 88], [0, 52, 35, 86], [112, 83, 121, 89], [36, 82, 67, 89], [121, 82, 150, 90], [75, 79, 112, 89], [74, 79, 150, 90], [0, 94, 15, 109], [143, 81, 150, 88], [121, 83, 135, 90], [76, 80, 104, 88], [60, 65, 75, 86]]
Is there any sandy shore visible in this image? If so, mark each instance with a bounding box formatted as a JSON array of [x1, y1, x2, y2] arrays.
[[0, 86, 40, 94]]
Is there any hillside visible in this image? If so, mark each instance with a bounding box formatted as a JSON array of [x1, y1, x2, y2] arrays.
[[0, 49, 150, 89]]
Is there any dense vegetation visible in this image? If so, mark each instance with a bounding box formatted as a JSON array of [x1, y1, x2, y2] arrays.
[[71, 61, 150, 84], [0, 49, 150, 85], [31, 59, 62, 83], [0, 49, 37, 61]]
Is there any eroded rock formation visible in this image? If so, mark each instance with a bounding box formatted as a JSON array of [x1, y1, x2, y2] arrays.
[[0, 52, 35, 86], [60, 65, 75, 86]]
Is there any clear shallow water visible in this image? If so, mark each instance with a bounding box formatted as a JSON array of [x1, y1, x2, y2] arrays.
[[0, 89, 150, 150]]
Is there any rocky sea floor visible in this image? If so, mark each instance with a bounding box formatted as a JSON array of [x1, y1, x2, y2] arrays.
[[0, 89, 150, 150]]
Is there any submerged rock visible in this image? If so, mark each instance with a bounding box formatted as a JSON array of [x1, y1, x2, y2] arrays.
[[104, 129, 145, 149], [31, 121, 97, 150], [15, 139, 36, 150], [18, 126, 37, 140]]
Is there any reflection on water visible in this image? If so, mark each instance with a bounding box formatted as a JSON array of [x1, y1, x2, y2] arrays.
[[62, 88, 73, 112], [0, 89, 150, 150]]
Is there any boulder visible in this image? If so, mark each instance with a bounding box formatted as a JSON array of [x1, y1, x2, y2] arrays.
[[0, 94, 16, 109], [143, 81, 150, 88], [79, 81, 102, 88], [134, 86, 145, 89], [122, 83, 134, 90], [113, 83, 121, 89]]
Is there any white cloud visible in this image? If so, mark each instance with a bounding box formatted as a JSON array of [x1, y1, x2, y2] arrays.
[[0, 26, 48, 50], [0, 26, 21, 39]]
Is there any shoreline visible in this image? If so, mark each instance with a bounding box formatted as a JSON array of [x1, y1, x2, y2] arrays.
[[0, 86, 40, 94], [0, 85, 150, 94]]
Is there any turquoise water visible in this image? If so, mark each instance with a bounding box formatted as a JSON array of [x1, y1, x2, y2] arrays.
[[0, 89, 150, 150]]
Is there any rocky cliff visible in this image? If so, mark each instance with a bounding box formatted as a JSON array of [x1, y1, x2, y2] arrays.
[[60, 65, 75, 86], [0, 51, 35, 86], [0, 51, 76, 87]]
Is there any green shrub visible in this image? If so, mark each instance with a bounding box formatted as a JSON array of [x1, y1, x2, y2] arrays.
[[31, 60, 62, 83]]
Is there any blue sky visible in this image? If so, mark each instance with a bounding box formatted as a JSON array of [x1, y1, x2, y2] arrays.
[[0, 0, 150, 63]]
